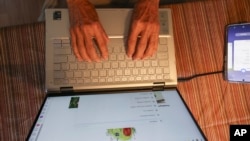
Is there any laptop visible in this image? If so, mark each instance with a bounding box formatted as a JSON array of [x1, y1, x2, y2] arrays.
[[45, 8, 177, 92], [26, 8, 207, 140]]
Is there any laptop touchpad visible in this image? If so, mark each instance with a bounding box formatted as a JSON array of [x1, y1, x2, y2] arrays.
[[97, 9, 132, 37]]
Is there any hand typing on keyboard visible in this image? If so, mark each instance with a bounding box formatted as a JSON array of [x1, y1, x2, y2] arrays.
[[127, 0, 160, 60], [67, 0, 160, 62], [67, 0, 109, 62]]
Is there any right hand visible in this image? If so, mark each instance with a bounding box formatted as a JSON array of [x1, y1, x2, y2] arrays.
[[67, 0, 109, 62]]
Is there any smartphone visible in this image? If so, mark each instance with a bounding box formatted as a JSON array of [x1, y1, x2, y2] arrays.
[[225, 23, 250, 83]]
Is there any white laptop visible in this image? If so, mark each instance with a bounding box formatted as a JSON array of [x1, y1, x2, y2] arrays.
[[26, 8, 207, 141], [44, 8, 177, 93]]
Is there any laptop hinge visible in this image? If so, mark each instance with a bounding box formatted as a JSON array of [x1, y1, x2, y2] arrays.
[[60, 87, 73, 93], [153, 82, 165, 91]]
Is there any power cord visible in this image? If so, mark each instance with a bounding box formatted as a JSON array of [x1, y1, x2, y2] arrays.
[[177, 70, 224, 82]]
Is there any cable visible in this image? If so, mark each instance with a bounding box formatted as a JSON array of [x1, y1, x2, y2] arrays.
[[177, 70, 224, 82]]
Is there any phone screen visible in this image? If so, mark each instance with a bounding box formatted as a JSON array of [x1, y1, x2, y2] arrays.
[[225, 23, 250, 82]]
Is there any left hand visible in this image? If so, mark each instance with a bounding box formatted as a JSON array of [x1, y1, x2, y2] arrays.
[[127, 0, 160, 60]]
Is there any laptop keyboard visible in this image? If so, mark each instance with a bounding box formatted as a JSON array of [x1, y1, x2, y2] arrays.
[[52, 38, 170, 85]]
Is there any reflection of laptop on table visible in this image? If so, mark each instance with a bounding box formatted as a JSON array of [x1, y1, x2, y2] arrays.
[[27, 8, 207, 141]]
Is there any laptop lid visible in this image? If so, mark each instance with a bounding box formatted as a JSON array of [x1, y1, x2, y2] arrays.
[[45, 8, 177, 93], [27, 89, 207, 141]]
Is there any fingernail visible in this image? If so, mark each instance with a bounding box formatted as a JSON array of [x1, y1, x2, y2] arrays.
[[132, 57, 139, 60], [77, 58, 83, 62], [127, 54, 132, 58], [102, 55, 108, 61]]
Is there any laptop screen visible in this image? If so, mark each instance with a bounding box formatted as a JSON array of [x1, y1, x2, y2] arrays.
[[27, 89, 206, 141]]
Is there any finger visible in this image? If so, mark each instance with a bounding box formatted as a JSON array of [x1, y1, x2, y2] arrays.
[[81, 26, 101, 62], [132, 34, 148, 60], [94, 24, 109, 60], [143, 33, 159, 59], [127, 23, 141, 58], [70, 28, 82, 61], [85, 38, 101, 62], [75, 27, 91, 62]]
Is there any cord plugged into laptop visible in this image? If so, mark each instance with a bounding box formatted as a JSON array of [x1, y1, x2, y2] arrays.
[[177, 70, 224, 82]]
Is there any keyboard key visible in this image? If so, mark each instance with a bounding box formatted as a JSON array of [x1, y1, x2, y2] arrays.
[[115, 77, 120, 82], [157, 75, 163, 80], [77, 79, 84, 84], [62, 79, 69, 84], [150, 75, 156, 80], [151, 60, 158, 67], [87, 63, 94, 69], [70, 63, 78, 70], [119, 62, 126, 68], [74, 71, 82, 78], [136, 61, 143, 67], [61, 63, 69, 70], [109, 54, 116, 61], [113, 47, 120, 53], [129, 77, 135, 81], [62, 43, 70, 48], [127, 62, 135, 68], [163, 68, 170, 74], [54, 79, 62, 85], [124, 69, 131, 76], [121, 77, 127, 81], [99, 78, 106, 83], [68, 55, 76, 62], [54, 64, 61, 70], [103, 62, 111, 69], [156, 68, 162, 74], [69, 79, 76, 84], [78, 63, 86, 69], [116, 69, 123, 76], [111, 62, 119, 68], [157, 53, 168, 59], [54, 56, 67, 63], [159, 38, 168, 45], [158, 45, 168, 51], [117, 54, 125, 60], [54, 71, 65, 79], [53, 43, 62, 48], [66, 72, 74, 78], [163, 74, 170, 79], [143, 61, 150, 67], [107, 78, 113, 82], [132, 69, 139, 75], [148, 68, 155, 74], [61, 39, 70, 44], [53, 39, 61, 44], [92, 78, 99, 83], [159, 60, 169, 67], [140, 68, 147, 75], [143, 76, 149, 80], [54, 48, 71, 55], [91, 70, 98, 77], [83, 71, 91, 77], [99, 70, 107, 77], [95, 63, 102, 69], [108, 70, 115, 76], [84, 78, 91, 84], [136, 77, 142, 81]]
